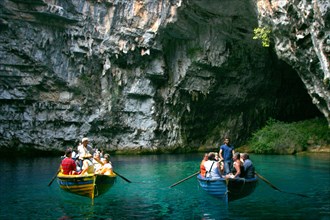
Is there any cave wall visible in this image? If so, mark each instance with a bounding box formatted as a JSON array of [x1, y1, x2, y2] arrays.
[[256, 0, 330, 124], [0, 0, 324, 153]]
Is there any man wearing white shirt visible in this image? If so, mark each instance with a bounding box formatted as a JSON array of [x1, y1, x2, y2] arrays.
[[77, 137, 94, 169]]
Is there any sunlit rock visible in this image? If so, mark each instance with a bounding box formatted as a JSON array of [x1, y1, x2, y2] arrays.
[[0, 0, 325, 154]]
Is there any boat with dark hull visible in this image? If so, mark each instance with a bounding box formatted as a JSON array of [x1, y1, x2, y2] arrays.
[[57, 173, 116, 199], [197, 174, 258, 203]]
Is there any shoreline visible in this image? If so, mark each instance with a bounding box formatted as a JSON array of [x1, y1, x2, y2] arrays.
[[0, 145, 329, 158]]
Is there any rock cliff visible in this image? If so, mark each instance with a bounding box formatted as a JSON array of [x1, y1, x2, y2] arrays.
[[256, 0, 329, 123], [0, 0, 325, 154]]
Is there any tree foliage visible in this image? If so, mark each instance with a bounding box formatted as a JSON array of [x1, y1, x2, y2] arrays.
[[253, 27, 271, 47], [248, 118, 330, 154]]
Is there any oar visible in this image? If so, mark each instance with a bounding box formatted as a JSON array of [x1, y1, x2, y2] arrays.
[[48, 167, 61, 187], [113, 170, 132, 183], [169, 171, 200, 188], [255, 172, 309, 198]]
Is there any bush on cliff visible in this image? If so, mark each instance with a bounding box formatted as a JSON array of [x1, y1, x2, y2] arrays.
[[247, 118, 330, 154]]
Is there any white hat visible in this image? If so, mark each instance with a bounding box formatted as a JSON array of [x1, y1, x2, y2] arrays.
[[81, 137, 89, 142]]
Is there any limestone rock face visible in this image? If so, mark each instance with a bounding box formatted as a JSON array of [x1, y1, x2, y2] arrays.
[[0, 0, 323, 153], [256, 0, 330, 123]]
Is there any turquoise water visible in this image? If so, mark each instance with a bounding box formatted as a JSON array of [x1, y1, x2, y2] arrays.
[[0, 153, 329, 219]]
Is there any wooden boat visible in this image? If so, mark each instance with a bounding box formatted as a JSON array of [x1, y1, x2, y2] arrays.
[[57, 172, 116, 199], [197, 174, 258, 203]]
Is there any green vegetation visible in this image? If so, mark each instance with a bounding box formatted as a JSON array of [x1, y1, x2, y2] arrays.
[[253, 26, 271, 47], [247, 118, 330, 154]]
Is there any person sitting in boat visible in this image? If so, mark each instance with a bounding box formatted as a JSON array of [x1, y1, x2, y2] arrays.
[[92, 151, 104, 171], [71, 148, 79, 161], [225, 152, 244, 179], [241, 153, 255, 179], [95, 148, 104, 158], [204, 152, 222, 179], [61, 148, 80, 175], [200, 153, 209, 177], [79, 153, 95, 175], [77, 137, 94, 170], [215, 152, 220, 161], [95, 154, 113, 175], [101, 153, 111, 163]]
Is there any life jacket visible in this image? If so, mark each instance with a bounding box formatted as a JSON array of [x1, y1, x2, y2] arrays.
[[200, 160, 207, 177]]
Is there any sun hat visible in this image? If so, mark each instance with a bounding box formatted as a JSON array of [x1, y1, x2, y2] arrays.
[[81, 137, 89, 143]]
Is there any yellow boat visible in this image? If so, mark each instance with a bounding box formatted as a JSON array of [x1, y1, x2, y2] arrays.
[[57, 172, 116, 199]]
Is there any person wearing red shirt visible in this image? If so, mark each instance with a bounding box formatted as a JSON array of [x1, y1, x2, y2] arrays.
[[61, 148, 79, 175]]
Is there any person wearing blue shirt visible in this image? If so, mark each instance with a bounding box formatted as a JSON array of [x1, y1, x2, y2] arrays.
[[241, 153, 255, 179], [219, 137, 235, 175]]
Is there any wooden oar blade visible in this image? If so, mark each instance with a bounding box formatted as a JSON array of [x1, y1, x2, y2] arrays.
[[284, 191, 309, 198], [256, 172, 309, 198]]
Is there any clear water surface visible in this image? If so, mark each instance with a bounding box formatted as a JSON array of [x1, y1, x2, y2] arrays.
[[0, 153, 329, 219]]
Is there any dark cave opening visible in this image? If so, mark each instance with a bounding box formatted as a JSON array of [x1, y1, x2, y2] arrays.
[[269, 57, 323, 123], [179, 50, 323, 148]]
